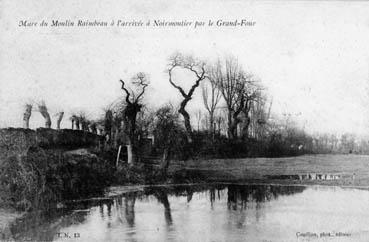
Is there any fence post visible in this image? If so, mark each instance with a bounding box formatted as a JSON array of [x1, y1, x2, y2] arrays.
[[116, 145, 122, 168]]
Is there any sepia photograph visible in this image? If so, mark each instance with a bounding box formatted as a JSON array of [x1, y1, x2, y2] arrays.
[[1, 0, 369, 241]]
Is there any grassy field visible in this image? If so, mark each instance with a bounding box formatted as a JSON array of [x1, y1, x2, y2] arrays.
[[170, 154, 369, 187]]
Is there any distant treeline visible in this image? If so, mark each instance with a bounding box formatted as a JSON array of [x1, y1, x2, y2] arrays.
[[310, 133, 369, 155]]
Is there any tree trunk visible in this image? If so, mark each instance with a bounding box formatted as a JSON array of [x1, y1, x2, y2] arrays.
[[160, 148, 170, 173], [228, 106, 243, 140], [217, 117, 222, 135], [227, 111, 233, 139], [56, 112, 64, 130], [209, 113, 214, 139], [39, 104, 51, 128], [229, 122, 237, 140], [228, 114, 239, 140], [126, 111, 138, 164], [241, 116, 251, 139], [179, 103, 193, 143], [113, 126, 119, 149], [23, 104, 32, 129], [71, 120, 75, 130], [75, 120, 80, 130], [43, 114, 51, 128], [122, 105, 140, 165]]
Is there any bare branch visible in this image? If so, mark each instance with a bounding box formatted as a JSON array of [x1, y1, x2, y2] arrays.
[[167, 53, 207, 142], [133, 73, 149, 101], [168, 65, 188, 97], [120, 79, 132, 104]]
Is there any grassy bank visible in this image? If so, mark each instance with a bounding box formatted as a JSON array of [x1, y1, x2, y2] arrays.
[[2, 151, 368, 213], [169, 154, 369, 187], [0, 147, 114, 211]]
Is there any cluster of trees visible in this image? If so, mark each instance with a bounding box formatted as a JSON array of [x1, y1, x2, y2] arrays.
[[166, 54, 269, 143], [25, 53, 366, 169], [22, 101, 103, 133], [101, 53, 321, 168], [22, 101, 64, 130]]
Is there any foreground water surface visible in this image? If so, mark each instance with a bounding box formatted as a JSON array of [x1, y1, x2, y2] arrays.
[[4, 183, 369, 242]]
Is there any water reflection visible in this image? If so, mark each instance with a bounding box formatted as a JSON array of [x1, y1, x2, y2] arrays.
[[5, 184, 369, 241], [153, 189, 173, 226], [124, 193, 136, 227], [227, 184, 305, 211]]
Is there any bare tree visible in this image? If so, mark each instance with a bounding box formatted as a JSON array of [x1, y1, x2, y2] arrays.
[[119, 72, 149, 165], [214, 57, 254, 139], [23, 104, 32, 129], [38, 101, 51, 128], [168, 53, 206, 143], [202, 64, 222, 138]]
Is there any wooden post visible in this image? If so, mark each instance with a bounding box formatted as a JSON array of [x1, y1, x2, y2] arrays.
[[116, 145, 122, 168], [127, 144, 133, 165]]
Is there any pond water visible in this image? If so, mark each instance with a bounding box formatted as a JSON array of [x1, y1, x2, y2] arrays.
[[4, 184, 369, 242]]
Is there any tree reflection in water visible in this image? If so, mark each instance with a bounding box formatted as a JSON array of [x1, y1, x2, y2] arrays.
[[6, 184, 307, 241], [210, 188, 216, 209], [186, 190, 193, 203], [154, 189, 173, 226], [227, 184, 306, 211], [124, 193, 136, 227]]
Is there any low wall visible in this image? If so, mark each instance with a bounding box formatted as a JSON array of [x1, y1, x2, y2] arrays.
[[0, 128, 103, 164]]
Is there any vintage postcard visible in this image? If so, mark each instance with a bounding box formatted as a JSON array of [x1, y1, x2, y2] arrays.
[[1, 0, 369, 241]]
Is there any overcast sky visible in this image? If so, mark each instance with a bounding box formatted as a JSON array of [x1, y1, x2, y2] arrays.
[[1, 0, 369, 135]]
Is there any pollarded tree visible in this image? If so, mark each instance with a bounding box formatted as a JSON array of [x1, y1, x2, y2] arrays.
[[212, 56, 255, 140], [23, 104, 32, 129], [168, 53, 206, 143], [119, 72, 149, 165], [55, 111, 64, 130], [38, 101, 51, 128]]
